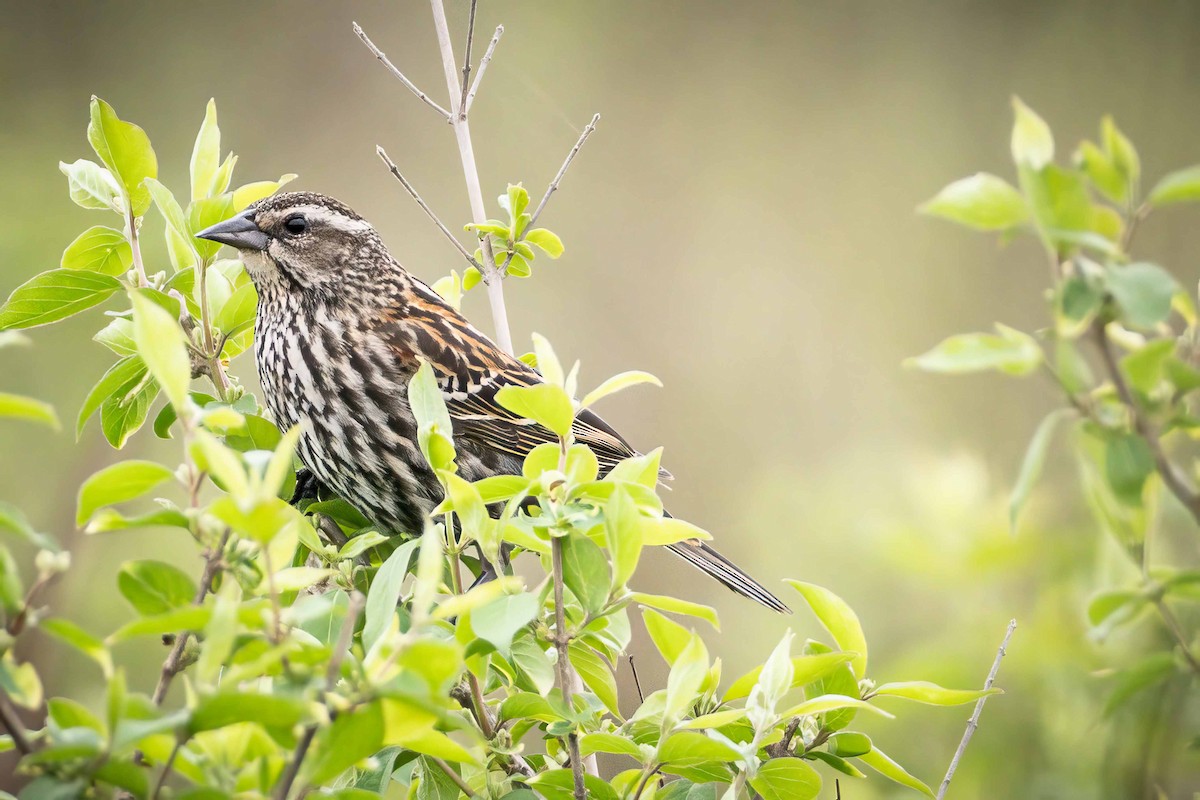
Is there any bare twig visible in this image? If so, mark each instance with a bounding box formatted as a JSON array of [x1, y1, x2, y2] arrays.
[[463, 25, 503, 116], [275, 590, 366, 800], [937, 619, 1016, 800], [353, 22, 453, 121], [0, 685, 33, 755], [150, 740, 181, 800], [1093, 322, 1200, 525], [428, 0, 514, 355], [376, 146, 484, 271], [766, 717, 801, 759], [628, 655, 644, 704], [432, 757, 477, 797], [1153, 598, 1200, 675], [459, 0, 478, 112], [152, 528, 231, 705], [551, 535, 588, 800], [529, 114, 600, 229], [498, 114, 600, 276]]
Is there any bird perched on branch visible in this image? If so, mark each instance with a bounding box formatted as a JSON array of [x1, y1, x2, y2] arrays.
[[197, 192, 788, 612]]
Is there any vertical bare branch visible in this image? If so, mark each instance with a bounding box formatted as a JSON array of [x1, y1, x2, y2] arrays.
[[0, 686, 33, 755], [463, 25, 504, 116], [937, 619, 1017, 800], [459, 0, 478, 112], [428, 0, 514, 354]]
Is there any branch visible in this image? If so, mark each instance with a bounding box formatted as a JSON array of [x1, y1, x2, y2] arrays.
[[463, 25, 503, 116], [459, 0, 478, 113], [376, 146, 483, 271], [551, 535, 588, 800], [498, 114, 600, 276], [0, 685, 33, 755], [275, 590, 366, 800], [353, 22, 453, 121], [1093, 322, 1200, 525], [937, 619, 1016, 800], [428, 0, 514, 355], [530, 114, 600, 230], [152, 528, 230, 705]]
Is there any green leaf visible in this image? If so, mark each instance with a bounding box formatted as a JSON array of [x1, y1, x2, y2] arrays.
[[747, 630, 795, 732], [0, 502, 58, 551], [827, 732, 872, 759], [59, 158, 122, 212], [561, 532, 610, 613], [496, 383, 575, 436], [189, 691, 313, 733], [527, 769, 618, 800], [40, 618, 112, 676], [1010, 97, 1054, 170], [1074, 140, 1126, 204], [409, 360, 455, 468], [580, 732, 643, 759], [582, 371, 662, 409], [0, 392, 60, 430], [872, 681, 1001, 706], [363, 539, 420, 652], [905, 324, 1042, 377], [643, 608, 694, 666], [749, 758, 821, 800], [525, 228, 564, 258], [1104, 652, 1178, 716], [919, 173, 1029, 231], [1102, 115, 1140, 189], [663, 636, 708, 724], [858, 745, 934, 798], [1010, 409, 1071, 532], [144, 179, 194, 261], [304, 702, 385, 785], [131, 291, 190, 408], [1107, 263, 1179, 329], [231, 174, 298, 212], [1105, 432, 1155, 507], [100, 377, 158, 449], [531, 332, 565, 388], [569, 641, 621, 717], [190, 99, 221, 202], [723, 652, 853, 702], [473, 592, 539, 653], [1087, 589, 1149, 635], [657, 732, 741, 766], [0, 269, 121, 331], [787, 581, 868, 677], [605, 487, 643, 590], [88, 97, 157, 217], [61, 226, 133, 276], [214, 281, 258, 342], [631, 593, 718, 629], [94, 318, 137, 357], [1148, 165, 1200, 207], [77, 460, 174, 526], [116, 560, 197, 616], [77, 357, 146, 438]]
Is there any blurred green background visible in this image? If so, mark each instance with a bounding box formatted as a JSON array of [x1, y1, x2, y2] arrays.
[[4, 1, 1200, 796]]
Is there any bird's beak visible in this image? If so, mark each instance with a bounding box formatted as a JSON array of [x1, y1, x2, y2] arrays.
[[195, 210, 269, 251]]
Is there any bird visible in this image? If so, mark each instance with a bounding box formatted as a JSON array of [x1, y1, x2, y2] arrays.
[[197, 191, 789, 613]]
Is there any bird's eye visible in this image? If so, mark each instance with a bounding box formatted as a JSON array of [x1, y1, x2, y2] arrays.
[[283, 215, 308, 235]]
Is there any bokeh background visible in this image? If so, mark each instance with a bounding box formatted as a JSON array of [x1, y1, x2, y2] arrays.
[[4, 1, 1200, 796]]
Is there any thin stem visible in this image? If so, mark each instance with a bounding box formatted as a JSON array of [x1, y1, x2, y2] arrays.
[[151, 739, 181, 800], [432, 757, 476, 797], [1153, 598, 1200, 675], [463, 26, 503, 116], [353, 22, 453, 121], [127, 210, 149, 288], [630, 765, 660, 800], [276, 591, 366, 800], [1093, 323, 1200, 524], [447, 536, 496, 741], [551, 534, 587, 800], [376, 146, 483, 271], [0, 685, 33, 755], [937, 619, 1017, 800], [429, 0, 514, 355], [459, 0, 478, 113], [153, 528, 231, 705]]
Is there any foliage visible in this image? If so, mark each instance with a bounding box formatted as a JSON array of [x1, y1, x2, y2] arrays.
[[0, 99, 992, 799], [914, 97, 1200, 786]]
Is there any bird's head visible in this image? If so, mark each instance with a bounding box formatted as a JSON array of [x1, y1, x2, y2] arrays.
[[196, 191, 393, 296]]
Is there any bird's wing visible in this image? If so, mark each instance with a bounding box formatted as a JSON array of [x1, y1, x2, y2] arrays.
[[383, 282, 655, 474]]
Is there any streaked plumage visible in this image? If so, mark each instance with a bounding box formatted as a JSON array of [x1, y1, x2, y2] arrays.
[[197, 192, 789, 612]]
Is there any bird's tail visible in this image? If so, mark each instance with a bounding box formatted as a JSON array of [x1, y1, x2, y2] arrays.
[[666, 539, 791, 613]]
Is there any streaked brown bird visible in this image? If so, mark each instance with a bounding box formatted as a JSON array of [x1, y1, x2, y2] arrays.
[[197, 192, 788, 612]]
